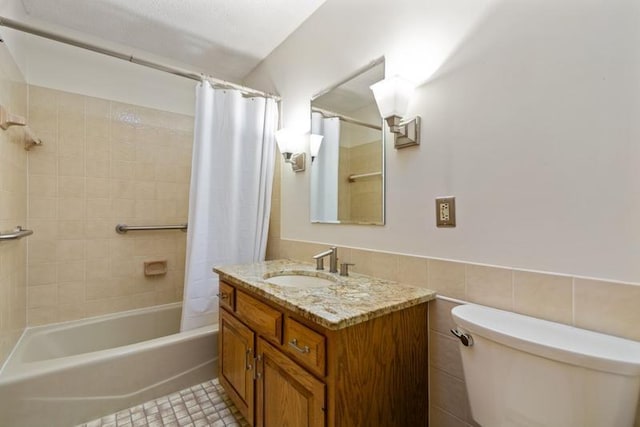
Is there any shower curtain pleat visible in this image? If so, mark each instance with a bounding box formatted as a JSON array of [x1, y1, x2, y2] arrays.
[[310, 112, 340, 222], [180, 82, 278, 331]]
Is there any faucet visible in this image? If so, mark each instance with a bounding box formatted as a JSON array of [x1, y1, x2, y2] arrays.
[[313, 246, 338, 273]]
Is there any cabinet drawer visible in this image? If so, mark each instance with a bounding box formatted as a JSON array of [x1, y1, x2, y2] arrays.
[[218, 281, 235, 311], [236, 291, 282, 344], [284, 317, 326, 377]]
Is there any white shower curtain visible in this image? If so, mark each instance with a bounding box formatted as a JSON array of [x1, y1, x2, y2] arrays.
[[310, 112, 340, 222], [180, 81, 278, 331]]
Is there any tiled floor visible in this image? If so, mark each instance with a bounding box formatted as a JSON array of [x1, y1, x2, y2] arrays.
[[77, 378, 249, 427]]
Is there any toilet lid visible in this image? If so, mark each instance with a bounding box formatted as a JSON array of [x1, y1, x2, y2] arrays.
[[452, 304, 640, 376]]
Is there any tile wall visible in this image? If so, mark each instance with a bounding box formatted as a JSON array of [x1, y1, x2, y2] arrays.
[[265, 149, 281, 261], [0, 44, 28, 365], [26, 86, 194, 325], [267, 237, 640, 426], [344, 141, 382, 223], [337, 141, 382, 224], [337, 146, 350, 221]]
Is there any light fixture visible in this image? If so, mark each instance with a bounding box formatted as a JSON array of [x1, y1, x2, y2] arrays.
[[275, 128, 305, 172], [309, 134, 324, 162], [370, 75, 420, 148]]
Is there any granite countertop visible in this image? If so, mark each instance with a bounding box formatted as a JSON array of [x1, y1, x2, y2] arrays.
[[213, 259, 436, 330]]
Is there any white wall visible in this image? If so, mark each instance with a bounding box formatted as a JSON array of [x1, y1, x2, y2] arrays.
[[1, 12, 195, 115], [245, 0, 640, 284], [17, 33, 196, 115]]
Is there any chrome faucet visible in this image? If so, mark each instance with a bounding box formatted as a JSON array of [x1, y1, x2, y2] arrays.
[[313, 246, 338, 273]]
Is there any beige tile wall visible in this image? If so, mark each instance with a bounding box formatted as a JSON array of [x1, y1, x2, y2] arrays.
[[346, 141, 382, 223], [0, 44, 28, 364], [337, 146, 351, 221], [26, 86, 194, 326], [265, 147, 281, 261], [267, 237, 640, 425], [336, 141, 382, 224]]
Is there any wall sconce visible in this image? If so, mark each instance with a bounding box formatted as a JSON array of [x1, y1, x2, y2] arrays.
[[370, 76, 420, 149], [309, 134, 324, 162], [275, 128, 305, 172]]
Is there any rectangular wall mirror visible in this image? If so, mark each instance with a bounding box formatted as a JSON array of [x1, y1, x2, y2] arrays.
[[310, 58, 385, 225]]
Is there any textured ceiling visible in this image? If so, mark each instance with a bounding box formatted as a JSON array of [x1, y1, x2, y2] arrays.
[[313, 62, 384, 117], [18, 0, 326, 80]]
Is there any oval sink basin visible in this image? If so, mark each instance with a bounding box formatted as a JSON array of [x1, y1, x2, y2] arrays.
[[263, 273, 336, 288]]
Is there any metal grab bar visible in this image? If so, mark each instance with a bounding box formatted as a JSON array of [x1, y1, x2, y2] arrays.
[[115, 223, 188, 234], [348, 171, 382, 182], [0, 225, 34, 241]]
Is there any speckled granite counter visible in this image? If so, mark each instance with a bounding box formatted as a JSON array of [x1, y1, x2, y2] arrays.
[[213, 259, 436, 330]]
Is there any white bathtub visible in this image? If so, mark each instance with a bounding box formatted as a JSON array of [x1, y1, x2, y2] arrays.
[[0, 302, 218, 427]]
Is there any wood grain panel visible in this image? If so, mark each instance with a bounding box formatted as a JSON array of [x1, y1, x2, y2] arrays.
[[284, 317, 326, 377], [220, 309, 255, 425], [256, 338, 325, 427], [219, 281, 236, 311], [327, 302, 429, 427], [236, 290, 283, 344], [218, 281, 430, 427]]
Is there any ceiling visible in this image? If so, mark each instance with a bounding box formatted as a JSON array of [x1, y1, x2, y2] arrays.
[[312, 61, 384, 117], [15, 0, 326, 81]]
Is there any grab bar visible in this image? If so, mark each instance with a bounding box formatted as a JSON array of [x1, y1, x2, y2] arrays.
[[0, 225, 34, 241], [115, 223, 188, 234], [348, 171, 382, 182]]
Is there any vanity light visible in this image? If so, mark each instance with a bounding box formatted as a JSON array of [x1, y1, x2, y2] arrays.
[[309, 134, 324, 162], [275, 128, 305, 172], [370, 75, 420, 148]]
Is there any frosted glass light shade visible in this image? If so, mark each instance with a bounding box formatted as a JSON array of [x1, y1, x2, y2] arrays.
[[309, 134, 324, 159], [370, 76, 415, 119], [275, 128, 296, 155]]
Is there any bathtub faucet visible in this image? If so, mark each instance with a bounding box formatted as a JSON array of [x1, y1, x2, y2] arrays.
[[313, 246, 338, 273]]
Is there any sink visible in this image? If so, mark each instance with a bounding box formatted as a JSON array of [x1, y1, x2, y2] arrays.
[[263, 272, 336, 288]]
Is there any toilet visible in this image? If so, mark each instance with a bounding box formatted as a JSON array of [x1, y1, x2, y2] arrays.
[[451, 304, 640, 427]]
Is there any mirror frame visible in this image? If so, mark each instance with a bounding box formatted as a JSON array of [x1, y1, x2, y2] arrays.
[[309, 57, 386, 225]]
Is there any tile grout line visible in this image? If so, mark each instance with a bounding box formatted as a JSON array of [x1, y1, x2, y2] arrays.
[[78, 377, 248, 427]]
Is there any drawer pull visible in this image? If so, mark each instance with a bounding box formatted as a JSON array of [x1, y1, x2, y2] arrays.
[[289, 338, 310, 354], [217, 292, 229, 300]]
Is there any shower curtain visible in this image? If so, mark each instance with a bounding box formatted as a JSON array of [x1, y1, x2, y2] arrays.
[[180, 81, 278, 331], [310, 112, 340, 222]]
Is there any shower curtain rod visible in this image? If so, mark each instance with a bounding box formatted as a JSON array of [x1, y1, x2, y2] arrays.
[[0, 16, 280, 101], [312, 107, 382, 131]]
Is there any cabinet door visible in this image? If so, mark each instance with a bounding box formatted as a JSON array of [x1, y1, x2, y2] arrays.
[[256, 338, 325, 427], [220, 309, 255, 425]]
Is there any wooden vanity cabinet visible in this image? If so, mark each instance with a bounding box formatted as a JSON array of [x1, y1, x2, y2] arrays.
[[218, 279, 429, 427], [257, 337, 325, 427], [219, 309, 255, 423]]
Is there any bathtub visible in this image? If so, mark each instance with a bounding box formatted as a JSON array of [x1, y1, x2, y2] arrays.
[[0, 302, 218, 427]]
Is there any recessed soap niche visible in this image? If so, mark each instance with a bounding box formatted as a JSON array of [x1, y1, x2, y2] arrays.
[[144, 260, 168, 276]]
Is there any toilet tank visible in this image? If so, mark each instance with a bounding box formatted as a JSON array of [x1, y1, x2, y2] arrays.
[[451, 304, 640, 427]]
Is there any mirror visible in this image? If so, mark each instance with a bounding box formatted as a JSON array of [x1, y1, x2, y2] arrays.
[[310, 58, 385, 225]]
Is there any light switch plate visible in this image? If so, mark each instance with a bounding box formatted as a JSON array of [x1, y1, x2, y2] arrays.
[[436, 197, 456, 227]]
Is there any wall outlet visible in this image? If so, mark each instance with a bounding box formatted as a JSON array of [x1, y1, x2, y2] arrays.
[[436, 197, 456, 227]]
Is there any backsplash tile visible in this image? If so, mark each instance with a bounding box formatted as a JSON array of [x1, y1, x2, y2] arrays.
[[428, 259, 466, 300], [397, 255, 429, 287], [465, 264, 513, 311], [513, 271, 573, 324], [574, 278, 640, 341]]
